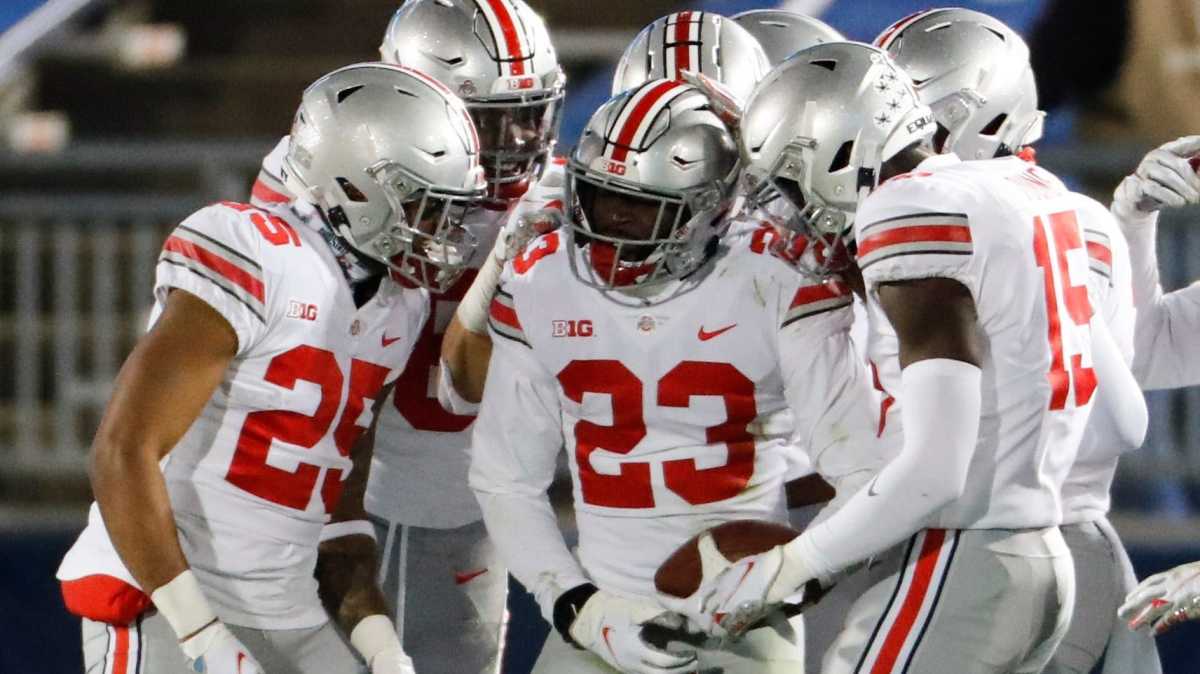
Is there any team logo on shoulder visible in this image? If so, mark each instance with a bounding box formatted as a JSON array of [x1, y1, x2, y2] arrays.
[[286, 300, 319, 321], [552, 319, 593, 338]]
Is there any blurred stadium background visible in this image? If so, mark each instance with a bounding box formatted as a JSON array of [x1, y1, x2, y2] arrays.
[[1, 0, 1199, 672]]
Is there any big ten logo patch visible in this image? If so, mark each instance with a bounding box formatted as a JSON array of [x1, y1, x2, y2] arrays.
[[287, 301, 319, 321], [552, 319, 593, 338]]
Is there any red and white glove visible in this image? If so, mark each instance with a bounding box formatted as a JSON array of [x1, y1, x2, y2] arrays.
[[567, 590, 697, 674], [661, 533, 818, 640], [352, 615, 417, 674], [151, 570, 263, 674], [1112, 136, 1200, 222], [1120, 561, 1200, 635]]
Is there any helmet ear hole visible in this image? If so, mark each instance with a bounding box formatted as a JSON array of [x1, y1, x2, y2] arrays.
[[336, 177, 369, 202], [829, 140, 854, 172], [933, 123, 951, 153], [980, 113, 1007, 136]]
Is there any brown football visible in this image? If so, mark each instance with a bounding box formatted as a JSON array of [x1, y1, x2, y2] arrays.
[[654, 519, 801, 599]]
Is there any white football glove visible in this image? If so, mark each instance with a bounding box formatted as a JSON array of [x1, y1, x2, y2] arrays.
[[454, 205, 563, 335], [352, 615, 417, 674], [567, 590, 698, 674], [661, 533, 818, 640], [1119, 560, 1200, 635], [1112, 136, 1200, 222], [179, 621, 264, 674]]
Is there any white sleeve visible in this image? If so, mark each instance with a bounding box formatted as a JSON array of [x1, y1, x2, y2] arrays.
[[436, 358, 481, 416], [1120, 210, 1200, 389], [791, 359, 982, 579], [777, 281, 889, 491], [468, 310, 588, 622], [153, 204, 270, 355]]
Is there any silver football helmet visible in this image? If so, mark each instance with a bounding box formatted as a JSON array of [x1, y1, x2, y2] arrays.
[[875, 8, 1044, 160], [381, 0, 565, 206], [566, 79, 739, 291], [741, 42, 934, 275], [731, 9, 844, 65], [282, 63, 486, 292], [612, 11, 769, 105]]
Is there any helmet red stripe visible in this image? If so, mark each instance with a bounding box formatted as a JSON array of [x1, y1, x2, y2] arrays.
[[673, 11, 693, 78], [874, 10, 932, 48], [609, 80, 684, 163], [481, 0, 527, 76]]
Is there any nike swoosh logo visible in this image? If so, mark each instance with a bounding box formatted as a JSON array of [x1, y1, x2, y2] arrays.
[[381, 333, 402, 347], [698, 323, 737, 341], [454, 568, 489, 585]]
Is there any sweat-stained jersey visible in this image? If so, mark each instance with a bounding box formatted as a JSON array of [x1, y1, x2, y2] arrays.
[[469, 226, 885, 607], [249, 134, 568, 528], [855, 153, 1108, 530], [57, 200, 428, 629]]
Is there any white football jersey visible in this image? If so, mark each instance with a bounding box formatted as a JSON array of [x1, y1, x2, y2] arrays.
[[366, 159, 566, 529], [1062, 204, 1137, 524], [470, 227, 884, 600], [58, 200, 428, 629], [856, 153, 1108, 529]]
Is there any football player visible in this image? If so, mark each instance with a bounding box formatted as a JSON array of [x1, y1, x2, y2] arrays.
[[251, 2, 567, 671], [55, 63, 485, 674], [877, 10, 1161, 674], [672, 41, 1148, 674], [1105, 136, 1200, 635], [469, 79, 888, 673]]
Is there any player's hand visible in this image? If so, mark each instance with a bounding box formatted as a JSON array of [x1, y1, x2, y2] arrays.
[[178, 620, 264, 674], [662, 533, 817, 640], [1112, 136, 1200, 221], [368, 645, 417, 674], [1120, 560, 1200, 635], [567, 590, 698, 674], [500, 207, 563, 262]]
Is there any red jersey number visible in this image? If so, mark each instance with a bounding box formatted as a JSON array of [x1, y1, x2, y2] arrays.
[[227, 346, 390, 512], [391, 270, 478, 433], [557, 359, 759, 509], [1032, 210, 1097, 410]]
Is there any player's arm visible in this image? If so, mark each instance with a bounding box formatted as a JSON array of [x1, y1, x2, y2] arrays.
[[796, 278, 982, 573], [469, 293, 696, 673], [1111, 136, 1200, 390], [314, 382, 416, 674], [665, 277, 982, 639], [92, 288, 263, 672], [439, 210, 562, 409]]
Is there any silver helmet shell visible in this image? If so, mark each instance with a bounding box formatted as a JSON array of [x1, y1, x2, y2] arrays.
[[740, 42, 934, 271], [731, 9, 844, 65], [282, 63, 486, 292], [612, 11, 769, 105], [875, 8, 1044, 160], [566, 79, 739, 291], [380, 0, 565, 205]]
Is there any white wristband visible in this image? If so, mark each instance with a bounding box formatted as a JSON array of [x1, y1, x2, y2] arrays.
[[319, 519, 377, 543], [456, 247, 505, 335], [351, 614, 402, 664], [150, 570, 216, 640]]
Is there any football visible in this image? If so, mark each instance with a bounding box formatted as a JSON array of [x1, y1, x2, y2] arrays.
[[655, 519, 801, 600]]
